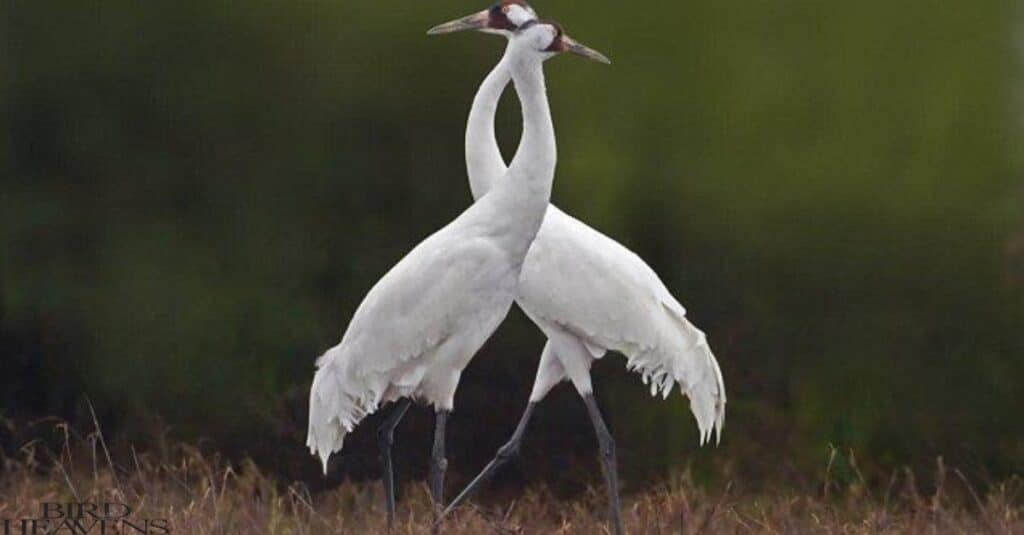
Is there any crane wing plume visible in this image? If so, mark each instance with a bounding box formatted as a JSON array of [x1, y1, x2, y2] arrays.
[[627, 303, 725, 445], [518, 207, 727, 446]]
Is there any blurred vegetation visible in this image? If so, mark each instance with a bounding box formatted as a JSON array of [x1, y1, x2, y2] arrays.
[[2, 0, 1022, 493], [3, 439, 1021, 534]]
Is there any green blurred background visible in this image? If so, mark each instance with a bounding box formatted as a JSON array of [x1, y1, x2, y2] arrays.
[[3, 0, 1022, 493]]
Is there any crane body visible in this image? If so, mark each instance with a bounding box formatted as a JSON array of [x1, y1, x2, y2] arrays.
[[431, 4, 726, 534], [308, 15, 610, 526]]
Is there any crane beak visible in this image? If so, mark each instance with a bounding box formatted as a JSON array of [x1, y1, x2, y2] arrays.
[[427, 10, 491, 35], [563, 35, 611, 64]]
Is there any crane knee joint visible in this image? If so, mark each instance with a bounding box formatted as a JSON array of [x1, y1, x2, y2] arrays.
[[599, 437, 616, 458], [433, 457, 448, 472], [496, 442, 521, 460], [378, 429, 394, 447]]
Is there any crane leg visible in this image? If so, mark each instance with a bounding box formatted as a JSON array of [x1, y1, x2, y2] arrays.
[[379, 399, 412, 527], [429, 409, 450, 523], [583, 393, 624, 535], [439, 402, 537, 520]]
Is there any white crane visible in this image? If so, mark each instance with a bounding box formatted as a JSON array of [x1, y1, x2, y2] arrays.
[[306, 16, 610, 526], [430, 3, 726, 534]]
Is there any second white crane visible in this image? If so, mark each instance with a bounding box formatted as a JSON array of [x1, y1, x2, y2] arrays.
[[430, 3, 726, 534]]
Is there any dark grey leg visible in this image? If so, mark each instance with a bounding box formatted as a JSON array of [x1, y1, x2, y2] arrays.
[[583, 393, 623, 535], [429, 409, 450, 518], [440, 402, 537, 519], [378, 399, 412, 527]]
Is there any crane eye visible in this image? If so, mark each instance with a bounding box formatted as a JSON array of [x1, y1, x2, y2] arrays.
[[502, 5, 510, 13]]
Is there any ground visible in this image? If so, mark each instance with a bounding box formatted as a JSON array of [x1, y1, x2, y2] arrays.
[[0, 440, 1020, 534]]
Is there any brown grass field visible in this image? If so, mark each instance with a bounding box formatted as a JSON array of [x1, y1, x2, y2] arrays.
[[1, 435, 1021, 535]]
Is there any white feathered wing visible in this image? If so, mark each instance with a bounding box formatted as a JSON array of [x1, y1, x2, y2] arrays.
[[307, 228, 516, 472], [518, 206, 726, 444]]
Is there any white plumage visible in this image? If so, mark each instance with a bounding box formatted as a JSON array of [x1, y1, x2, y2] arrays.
[[306, 230, 519, 471], [519, 208, 726, 443], [307, 24, 564, 473], [464, 49, 726, 443], [433, 18, 723, 534]]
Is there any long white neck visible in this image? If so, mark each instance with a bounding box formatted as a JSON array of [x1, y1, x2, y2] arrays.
[[465, 55, 511, 200], [505, 53, 556, 194], [468, 47, 555, 260]]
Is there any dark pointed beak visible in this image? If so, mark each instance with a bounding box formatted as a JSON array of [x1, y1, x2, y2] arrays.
[[563, 35, 611, 64], [427, 10, 491, 35]]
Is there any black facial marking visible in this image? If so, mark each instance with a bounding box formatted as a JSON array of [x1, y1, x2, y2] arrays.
[[516, 19, 565, 52], [487, 4, 515, 31], [489, 0, 533, 31], [543, 22, 566, 53], [518, 19, 539, 31]]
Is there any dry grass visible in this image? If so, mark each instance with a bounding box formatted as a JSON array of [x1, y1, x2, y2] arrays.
[[0, 413, 1021, 534], [1, 435, 1021, 535]]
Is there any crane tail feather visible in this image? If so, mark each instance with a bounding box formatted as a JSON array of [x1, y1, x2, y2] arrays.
[[624, 303, 727, 447], [306, 345, 382, 474]]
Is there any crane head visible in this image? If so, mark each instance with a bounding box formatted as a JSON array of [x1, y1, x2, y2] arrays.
[[517, 19, 611, 65], [427, 1, 537, 36]]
